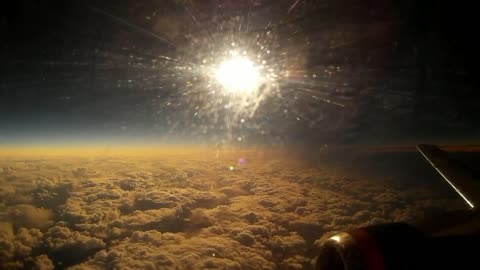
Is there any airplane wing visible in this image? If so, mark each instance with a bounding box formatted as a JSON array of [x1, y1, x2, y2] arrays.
[[417, 144, 480, 209]]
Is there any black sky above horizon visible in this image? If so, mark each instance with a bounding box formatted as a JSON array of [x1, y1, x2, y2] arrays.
[[1, 0, 479, 145]]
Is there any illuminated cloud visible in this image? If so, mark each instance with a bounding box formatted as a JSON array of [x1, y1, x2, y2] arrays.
[[8, 205, 53, 230], [0, 152, 463, 269], [33, 255, 54, 270], [13, 228, 43, 257]]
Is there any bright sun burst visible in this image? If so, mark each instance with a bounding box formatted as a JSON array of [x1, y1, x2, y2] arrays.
[[214, 55, 262, 94]]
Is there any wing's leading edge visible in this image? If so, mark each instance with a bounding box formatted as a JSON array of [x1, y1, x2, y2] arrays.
[[417, 144, 480, 209]]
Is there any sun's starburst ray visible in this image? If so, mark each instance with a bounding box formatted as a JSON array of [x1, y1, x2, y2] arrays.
[[87, 0, 350, 145]]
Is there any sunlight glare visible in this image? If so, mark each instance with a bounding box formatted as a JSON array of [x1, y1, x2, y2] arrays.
[[215, 56, 261, 94]]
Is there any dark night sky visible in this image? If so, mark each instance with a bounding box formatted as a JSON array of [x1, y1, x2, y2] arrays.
[[1, 0, 479, 146]]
